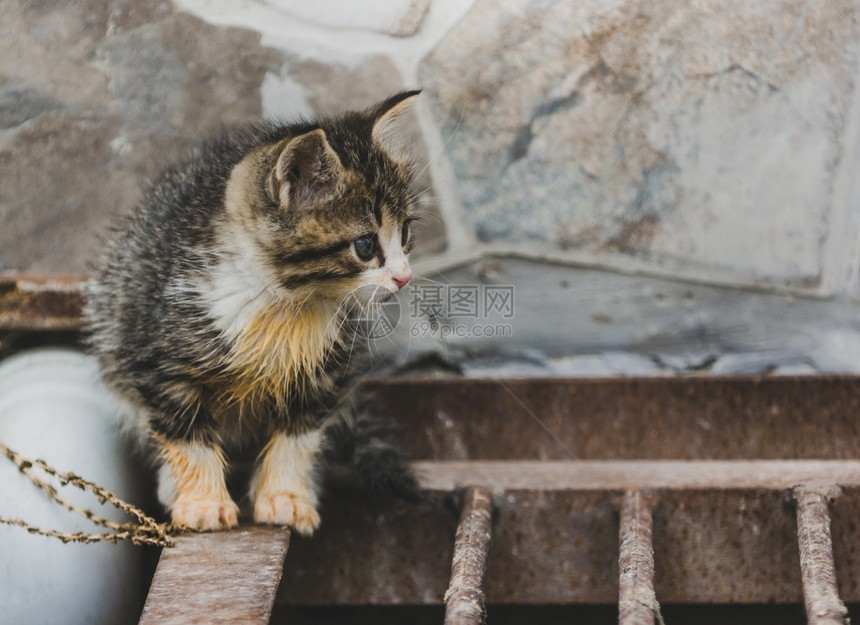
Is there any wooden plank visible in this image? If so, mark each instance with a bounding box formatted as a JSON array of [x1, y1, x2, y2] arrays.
[[618, 490, 660, 625], [444, 486, 494, 625], [139, 525, 291, 625], [415, 460, 860, 492], [795, 487, 850, 625]]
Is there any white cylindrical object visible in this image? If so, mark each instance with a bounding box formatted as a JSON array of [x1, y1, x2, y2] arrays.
[[0, 348, 146, 625]]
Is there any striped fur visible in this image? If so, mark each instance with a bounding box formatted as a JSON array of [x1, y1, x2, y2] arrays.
[[87, 92, 423, 532]]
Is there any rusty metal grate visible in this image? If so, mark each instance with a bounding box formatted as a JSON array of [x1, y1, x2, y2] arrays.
[[2, 273, 860, 624], [433, 467, 855, 625], [132, 465, 857, 624]]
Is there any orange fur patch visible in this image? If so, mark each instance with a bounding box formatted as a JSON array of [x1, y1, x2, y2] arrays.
[[251, 430, 323, 534], [221, 299, 342, 408], [157, 438, 238, 530]]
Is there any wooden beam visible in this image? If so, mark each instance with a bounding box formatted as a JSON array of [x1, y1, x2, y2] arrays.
[[139, 525, 291, 625]]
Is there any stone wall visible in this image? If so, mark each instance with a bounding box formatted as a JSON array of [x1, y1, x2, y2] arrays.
[[3, 0, 860, 373]]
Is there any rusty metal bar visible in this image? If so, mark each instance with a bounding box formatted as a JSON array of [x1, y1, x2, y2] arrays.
[[794, 486, 849, 625], [417, 459, 860, 492], [0, 273, 86, 330], [618, 490, 661, 625], [444, 486, 494, 625]]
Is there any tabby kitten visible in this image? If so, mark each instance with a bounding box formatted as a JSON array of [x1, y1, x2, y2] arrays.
[[87, 92, 422, 534]]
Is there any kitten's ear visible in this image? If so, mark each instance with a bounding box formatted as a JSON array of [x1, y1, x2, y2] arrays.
[[269, 129, 343, 210], [371, 90, 421, 159]]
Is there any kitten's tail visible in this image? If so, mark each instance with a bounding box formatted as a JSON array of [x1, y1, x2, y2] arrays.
[[326, 408, 422, 504]]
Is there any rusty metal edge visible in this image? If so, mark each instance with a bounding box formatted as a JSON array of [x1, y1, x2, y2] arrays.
[[415, 460, 860, 492], [0, 272, 88, 330]]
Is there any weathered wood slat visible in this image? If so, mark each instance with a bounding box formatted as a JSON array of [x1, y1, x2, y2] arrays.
[[794, 487, 849, 625], [444, 486, 494, 625], [618, 490, 660, 625], [416, 460, 860, 491], [139, 525, 291, 625]]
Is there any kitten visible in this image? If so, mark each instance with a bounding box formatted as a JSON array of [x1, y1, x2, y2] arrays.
[[86, 92, 422, 534]]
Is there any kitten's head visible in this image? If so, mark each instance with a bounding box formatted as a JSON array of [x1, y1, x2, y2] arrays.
[[227, 91, 421, 307]]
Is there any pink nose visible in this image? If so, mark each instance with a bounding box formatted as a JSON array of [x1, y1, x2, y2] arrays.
[[392, 272, 412, 289]]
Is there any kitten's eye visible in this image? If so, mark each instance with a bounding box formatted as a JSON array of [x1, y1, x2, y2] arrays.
[[401, 221, 410, 247], [353, 234, 378, 261]]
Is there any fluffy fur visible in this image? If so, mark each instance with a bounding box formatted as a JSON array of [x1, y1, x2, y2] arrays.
[[87, 92, 422, 533]]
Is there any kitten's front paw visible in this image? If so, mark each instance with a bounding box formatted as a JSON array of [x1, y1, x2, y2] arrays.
[[254, 491, 320, 536], [172, 497, 240, 531]]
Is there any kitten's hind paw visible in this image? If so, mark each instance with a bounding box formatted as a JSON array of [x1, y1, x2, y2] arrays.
[[172, 497, 240, 531], [254, 492, 320, 536]]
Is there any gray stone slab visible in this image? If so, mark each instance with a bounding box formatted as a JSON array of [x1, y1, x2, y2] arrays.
[[420, 0, 860, 292], [0, 1, 282, 272], [384, 256, 860, 373]]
